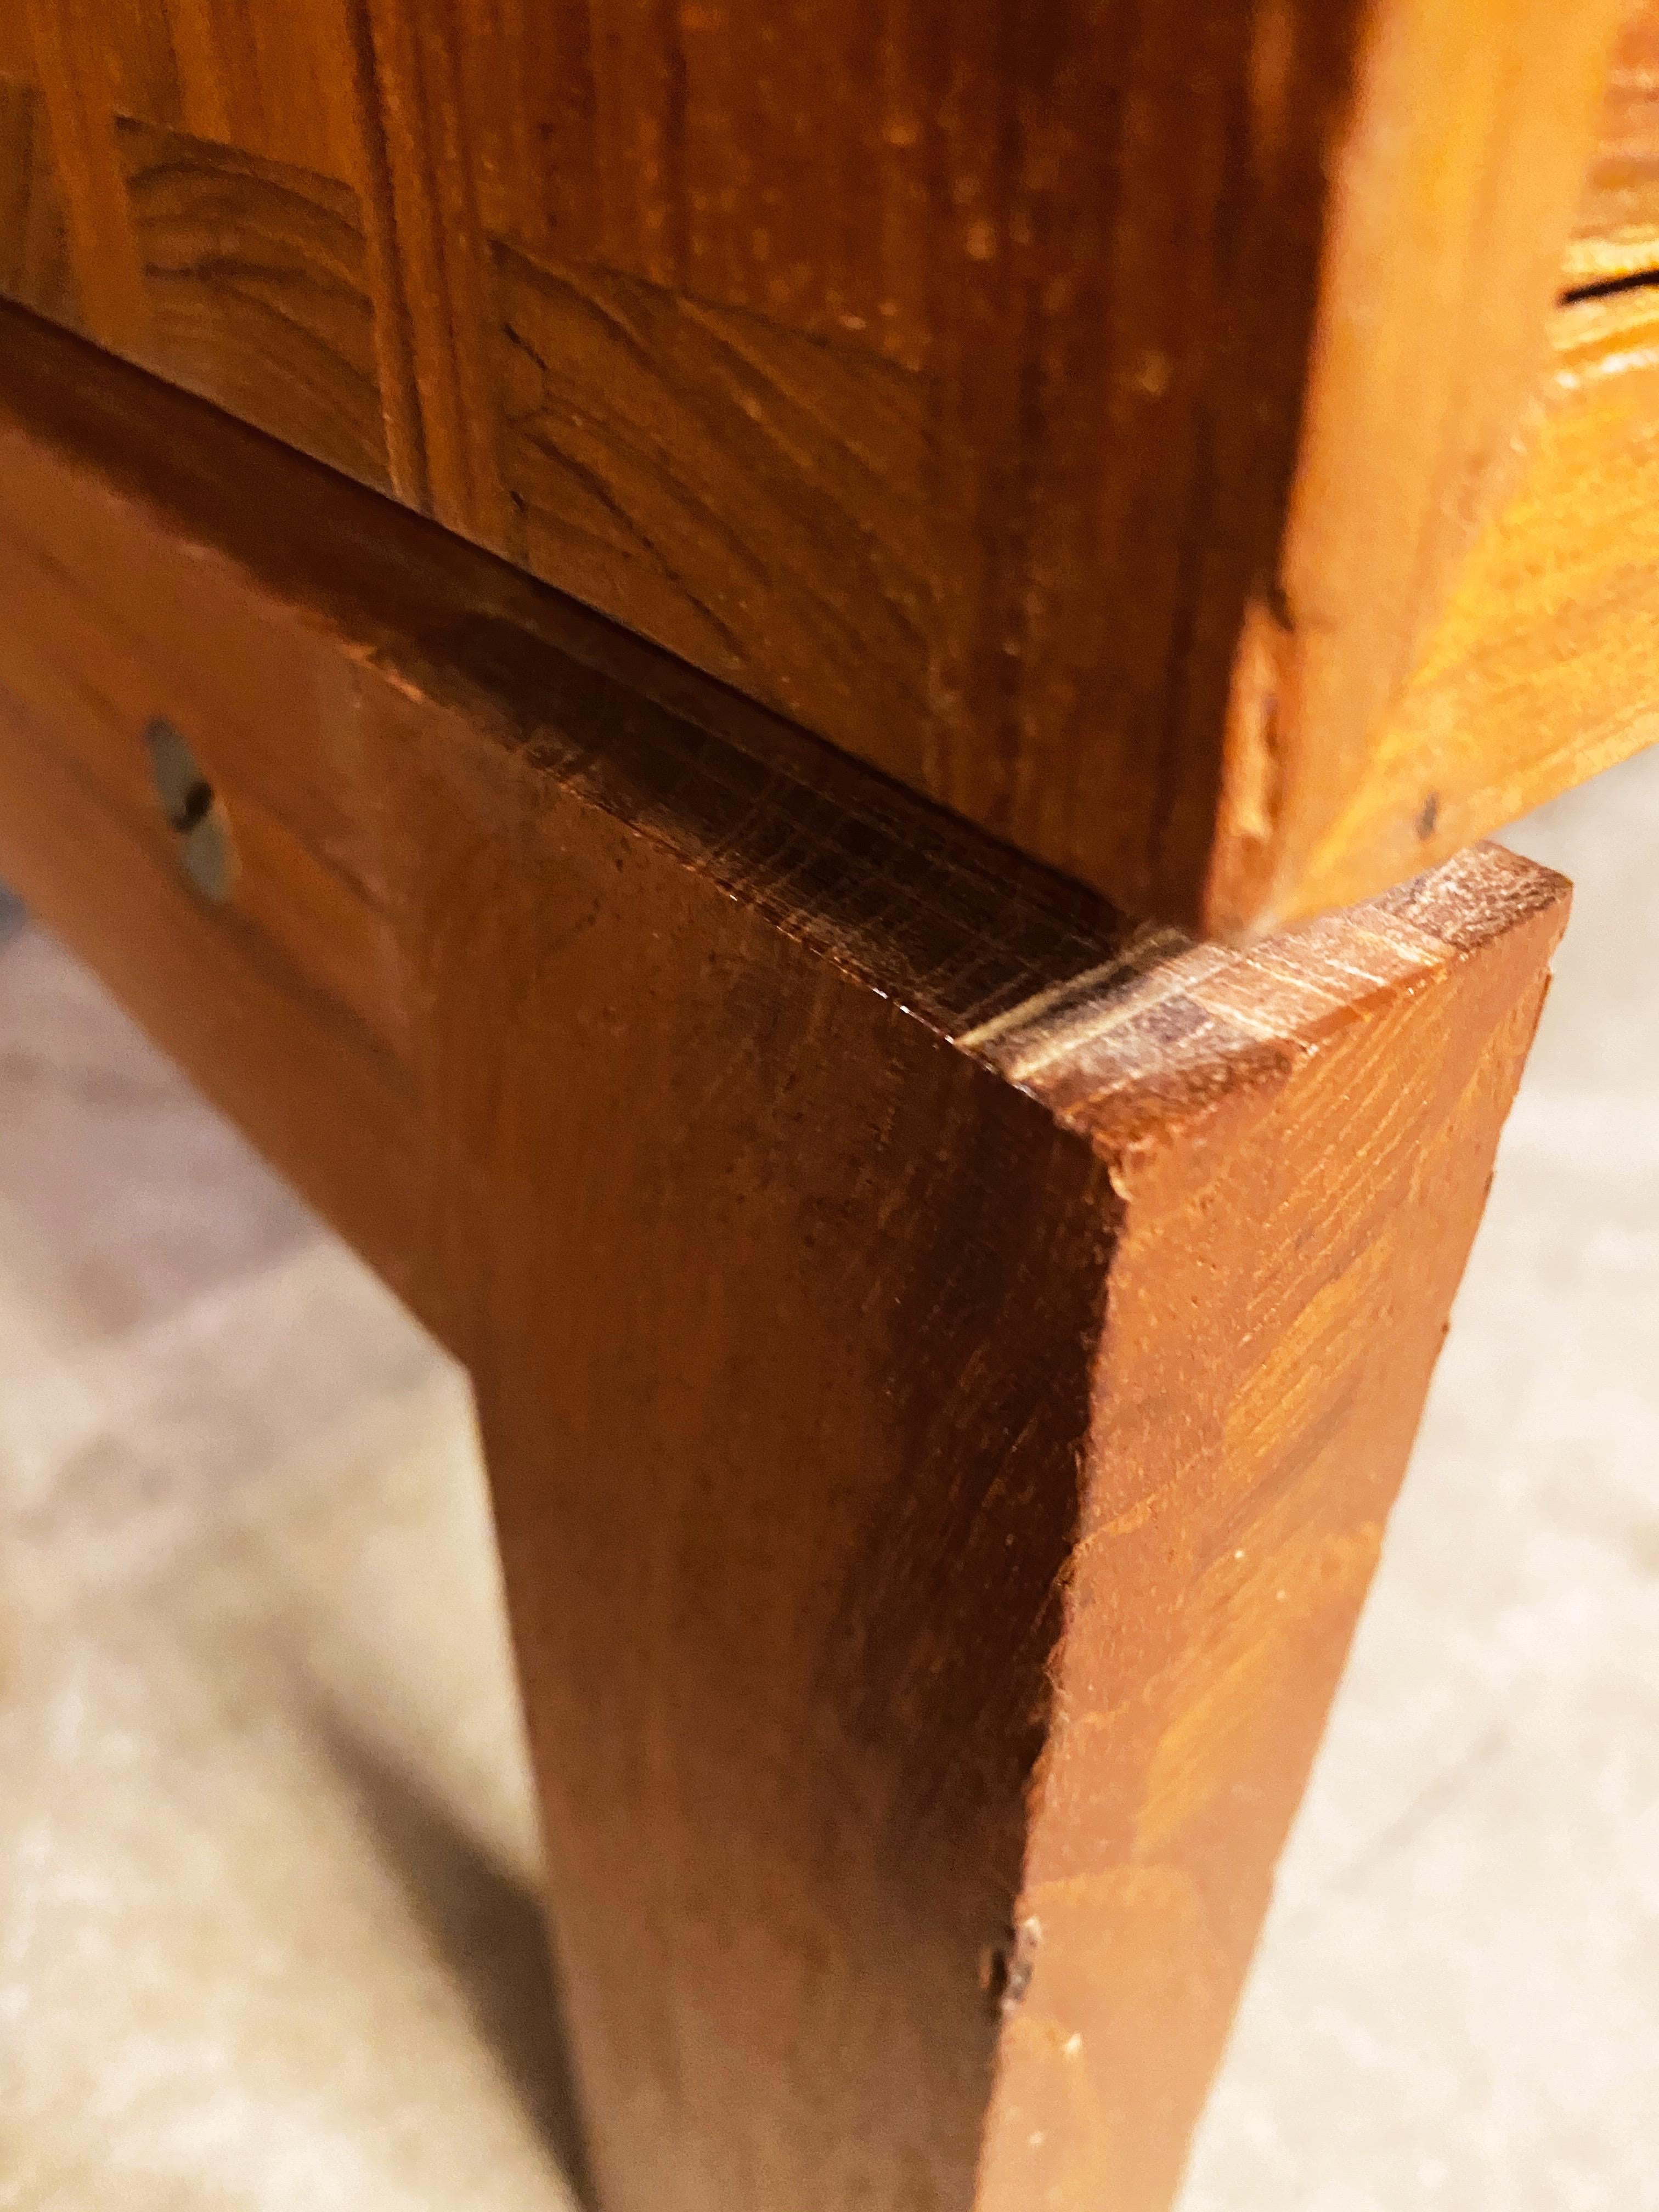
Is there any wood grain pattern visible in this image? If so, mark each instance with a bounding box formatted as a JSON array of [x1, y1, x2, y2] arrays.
[[359, 0, 506, 533], [974, 850, 1561, 2210], [493, 241, 934, 743], [1290, 283, 1659, 917], [1218, 0, 1629, 933], [117, 118, 391, 486], [1568, 0, 1659, 286], [0, 307, 1568, 2211], [0, 75, 78, 327], [21, 0, 149, 346], [0, 330, 420, 1301], [0, 1, 1633, 932]]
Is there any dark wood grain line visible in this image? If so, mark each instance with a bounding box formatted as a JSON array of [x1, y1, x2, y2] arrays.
[[360, 0, 510, 538], [115, 117, 390, 488], [341, 0, 428, 507], [493, 241, 938, 749]]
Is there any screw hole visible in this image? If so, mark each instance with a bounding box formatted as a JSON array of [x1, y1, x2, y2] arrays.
[[143, 718, 236, 902], [979, 1915, 1040, 2017]]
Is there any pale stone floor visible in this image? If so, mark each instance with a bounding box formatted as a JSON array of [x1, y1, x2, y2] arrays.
[[2, 756, 1657, 2210]]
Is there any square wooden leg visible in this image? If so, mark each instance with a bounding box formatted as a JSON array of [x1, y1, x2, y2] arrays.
[[411, 764, 1561, 2211]]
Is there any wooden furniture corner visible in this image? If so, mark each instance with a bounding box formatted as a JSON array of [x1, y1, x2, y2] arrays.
[[3, 0, 1655, 934], [0, 304, 1568, 2210]]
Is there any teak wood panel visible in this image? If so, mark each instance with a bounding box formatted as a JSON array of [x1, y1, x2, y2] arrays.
[[0, 306, 1567, 2211], [0, 0, 1639, 933]]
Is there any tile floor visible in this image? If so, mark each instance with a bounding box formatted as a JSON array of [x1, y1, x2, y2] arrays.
[[1, 754, 1656, 2210]]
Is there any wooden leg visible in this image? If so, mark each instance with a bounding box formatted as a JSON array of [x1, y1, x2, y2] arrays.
[[0, 308, 1567, 2212], [402, 691, 1565, 2211]]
